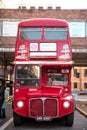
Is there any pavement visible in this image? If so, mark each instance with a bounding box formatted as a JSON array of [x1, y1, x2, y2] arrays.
[[76, 94, 87, 117]]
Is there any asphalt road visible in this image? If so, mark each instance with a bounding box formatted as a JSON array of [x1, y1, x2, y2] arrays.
[[0, 104, 87, 130]]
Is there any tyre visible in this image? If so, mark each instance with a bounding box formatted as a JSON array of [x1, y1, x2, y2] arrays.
[[65, 112, 74, 126], [13, 112, 22, 126]]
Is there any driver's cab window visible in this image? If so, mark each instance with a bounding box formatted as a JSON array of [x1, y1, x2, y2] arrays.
[[47, 69, 68, 86]]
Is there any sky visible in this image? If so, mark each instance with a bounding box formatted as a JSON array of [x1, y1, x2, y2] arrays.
[[2, 0, 87, 9]]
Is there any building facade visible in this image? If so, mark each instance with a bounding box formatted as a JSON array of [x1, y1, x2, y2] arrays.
[[71, 67, 87, 93], [0, 8, 87, 92]]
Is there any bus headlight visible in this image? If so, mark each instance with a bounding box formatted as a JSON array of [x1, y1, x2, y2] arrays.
[[63, 101, 70, 108], [17, 101, 24, 108]]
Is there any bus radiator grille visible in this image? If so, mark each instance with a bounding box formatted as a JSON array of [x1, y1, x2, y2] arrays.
[[30, 98, 57, 117]]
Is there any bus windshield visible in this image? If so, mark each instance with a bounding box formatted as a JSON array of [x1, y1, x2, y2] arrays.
[[16, 65, 40, 86], [19, 27, 67, 40], [20, 28, 42, 40], [44, 28, 67, 40]]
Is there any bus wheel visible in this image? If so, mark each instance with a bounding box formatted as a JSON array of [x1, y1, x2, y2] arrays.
[[13, 112, 21, 126], [65, 112, 74, 126]]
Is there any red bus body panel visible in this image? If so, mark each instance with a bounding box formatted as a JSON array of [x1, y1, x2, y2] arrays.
[[13, 18, 74, 123], [18, 18, 68, 27]]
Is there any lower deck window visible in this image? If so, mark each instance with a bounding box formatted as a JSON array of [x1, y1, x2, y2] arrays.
[[48, 73, 68, 85], [16, 65, 40, 86]]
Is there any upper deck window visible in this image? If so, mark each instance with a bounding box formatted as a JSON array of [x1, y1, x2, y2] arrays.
[[44, 28, 67, 40], [20, 28, 42, 40]]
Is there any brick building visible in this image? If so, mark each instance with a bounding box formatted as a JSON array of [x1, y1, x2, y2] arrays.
[[0, 8, 87, 92]]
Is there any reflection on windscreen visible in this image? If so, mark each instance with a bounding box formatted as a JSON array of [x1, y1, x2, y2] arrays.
[[16, 65, 40, 86], [44, 28, 67, 40], [48, 73, 68, 85], [20, 28, 42, 40]]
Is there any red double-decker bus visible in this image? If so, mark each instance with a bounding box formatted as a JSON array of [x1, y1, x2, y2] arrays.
[[13, 18, 74, 126]]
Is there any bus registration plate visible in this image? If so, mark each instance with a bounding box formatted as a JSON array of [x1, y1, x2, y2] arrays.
[[36, 116, 51, 121]]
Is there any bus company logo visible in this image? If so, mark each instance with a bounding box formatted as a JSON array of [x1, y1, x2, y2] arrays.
[[30, 43, 38, 51]]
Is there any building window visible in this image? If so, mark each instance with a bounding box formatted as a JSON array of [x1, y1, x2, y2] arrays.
[[86, 22, 87, 37], [74, 69, 77, 77], [84, 69, 87, 77], [0, 21, 3, 36], [3, 21, 19, 36], [84, 83, 87, 89], [74, 82, 77, 88], [68, 22, 85, 37]]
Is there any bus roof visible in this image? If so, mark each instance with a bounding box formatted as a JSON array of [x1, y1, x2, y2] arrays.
[[18, 18, 68, 27]]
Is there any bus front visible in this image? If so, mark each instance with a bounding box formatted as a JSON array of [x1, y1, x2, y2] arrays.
[[13, 19, 74, 126]]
